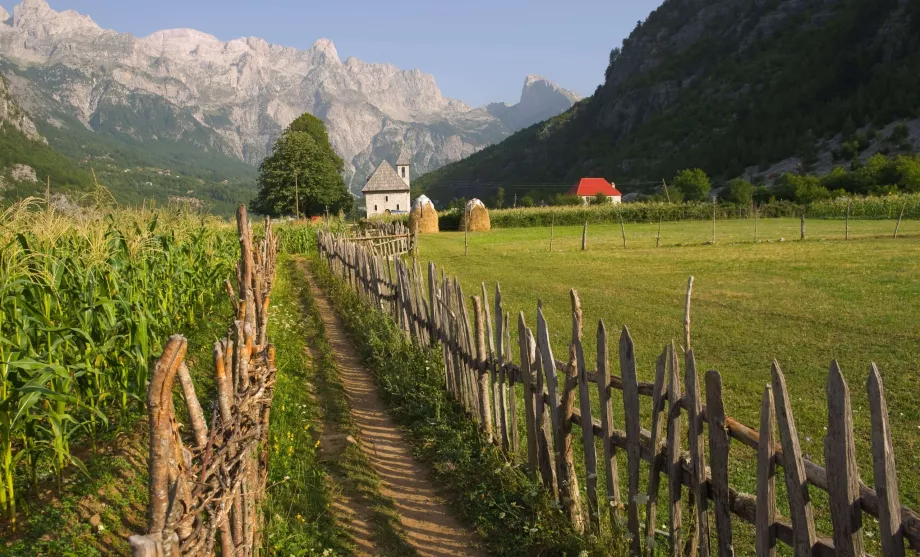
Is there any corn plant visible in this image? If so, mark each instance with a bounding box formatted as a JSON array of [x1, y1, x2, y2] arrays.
[[0, 198, 237, 525]]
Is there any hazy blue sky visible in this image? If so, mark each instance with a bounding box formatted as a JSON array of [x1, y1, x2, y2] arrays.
[[29, 0, 663, 106]]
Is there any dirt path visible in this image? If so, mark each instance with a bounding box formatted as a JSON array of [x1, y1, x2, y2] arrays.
[[303, 266, 486, 557]]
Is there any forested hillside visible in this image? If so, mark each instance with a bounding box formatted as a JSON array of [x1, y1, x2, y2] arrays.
[[416, 0, 920, 198]]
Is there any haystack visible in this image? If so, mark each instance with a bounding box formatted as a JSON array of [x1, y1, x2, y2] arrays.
[[459, 198, 491, 232], [409, 195, 439, 233]]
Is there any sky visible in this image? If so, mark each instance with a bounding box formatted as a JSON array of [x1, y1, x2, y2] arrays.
[[23, 0, 663, 107]]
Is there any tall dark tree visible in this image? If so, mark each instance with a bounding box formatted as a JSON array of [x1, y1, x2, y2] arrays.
[[254, 114, 353, 217]]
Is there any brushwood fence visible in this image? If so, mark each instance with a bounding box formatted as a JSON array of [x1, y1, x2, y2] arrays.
[[318, 229, 920, 557], [130, 206, 279, 557], [350, 220, 416, 258]]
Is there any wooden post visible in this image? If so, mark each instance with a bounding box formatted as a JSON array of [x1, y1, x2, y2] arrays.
[[867, 363, 905, 557], [684, 276, 694, 351], [619, 209, 627, 249], [550, 213, 555, 251], [771, 361, 817, 557], [666, 343, 683, 557], [754, 204, 759, 243], [518, 314, 538, 475], [846, 201, 850, 240], [711, 200, 716, 244], [705, 371, 733, 557], [472, 296, 493, 443], [656, 214, 662, 247], [685, 351, 710, 557], [620, 327, 641, 555], [663, 179, 671, 203], [894, 204, 905, 239], [294, 173, 299, 220], [800, 214, 806, 241], [756, 385, 777, 557], [644, 345, 668, 557], [465, 208, 470, 256], [825, 361, 864, 556], [582, 221, 588, 251], [573, 291, 598, 532], [596, 320, 622, 532]]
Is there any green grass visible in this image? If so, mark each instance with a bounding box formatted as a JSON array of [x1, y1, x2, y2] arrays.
[[416, 217, 920, 554]]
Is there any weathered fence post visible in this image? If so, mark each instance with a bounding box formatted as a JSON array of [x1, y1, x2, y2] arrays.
[[825, 361, 864, 556], [582, 221, 588, 251], [472, 296, 493, 443], [619, 210, 627, 249], [894, 204, 905, 239], [800, 214, 806, 241], [867, 363, 905, 557]]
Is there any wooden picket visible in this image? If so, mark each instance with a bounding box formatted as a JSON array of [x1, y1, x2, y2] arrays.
[[318, 230, 920, 556]]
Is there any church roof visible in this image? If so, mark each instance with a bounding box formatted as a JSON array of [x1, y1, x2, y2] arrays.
[[362, 161, 410, 193], [396, 150, 411, 166]]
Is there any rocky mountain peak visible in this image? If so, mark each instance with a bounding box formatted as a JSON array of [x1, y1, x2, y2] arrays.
[[0, 5, 10, 23], [12, 0, 100, 39], [486, 74, 580, 132], [310, 38, 341, 66]]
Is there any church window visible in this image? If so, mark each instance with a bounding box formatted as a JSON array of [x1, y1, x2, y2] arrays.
[[385, 195, 388, 202], [397, 204, 400, 211], [374, 205, 378, 211]]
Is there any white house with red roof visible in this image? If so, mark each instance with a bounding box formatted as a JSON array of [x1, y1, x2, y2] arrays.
[[566, 178, 622, 204]]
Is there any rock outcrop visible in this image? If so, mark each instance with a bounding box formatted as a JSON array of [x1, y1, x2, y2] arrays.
[[487, 75, 580, 132], [0, 0, 578, 193], [0, 74, 44, 142]]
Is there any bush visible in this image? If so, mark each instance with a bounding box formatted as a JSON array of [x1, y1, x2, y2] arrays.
[[673, 168, 711, 201], [592, 192, 609, 205], [519, 195, 535, 208], [725, 178, 754, 204], [549, 193, 585, 206]]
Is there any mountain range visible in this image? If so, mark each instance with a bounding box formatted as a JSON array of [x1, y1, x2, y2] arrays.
[[0, 0, 579, 205], [417, 0, 920, 199]]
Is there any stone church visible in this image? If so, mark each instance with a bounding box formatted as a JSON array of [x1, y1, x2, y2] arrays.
[[363, 150, 411, 217]]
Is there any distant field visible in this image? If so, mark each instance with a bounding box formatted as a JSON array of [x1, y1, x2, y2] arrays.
[[417, 217, 920, 552]]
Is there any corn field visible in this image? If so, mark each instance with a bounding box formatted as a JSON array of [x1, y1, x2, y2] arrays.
[[0, 198, 238, 525]]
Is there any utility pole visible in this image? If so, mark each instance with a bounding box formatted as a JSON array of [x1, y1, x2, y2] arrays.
[[513, 193, 517, 208]]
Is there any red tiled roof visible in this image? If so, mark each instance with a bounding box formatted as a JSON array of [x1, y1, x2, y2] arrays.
[[566, 178, 622, 197]]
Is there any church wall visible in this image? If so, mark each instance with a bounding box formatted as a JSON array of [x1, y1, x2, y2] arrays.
[[365, 191, 411, 216]]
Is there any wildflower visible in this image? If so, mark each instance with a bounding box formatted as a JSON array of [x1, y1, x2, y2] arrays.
[[499, 512, 506, 519], [579, 551, 589, 557]]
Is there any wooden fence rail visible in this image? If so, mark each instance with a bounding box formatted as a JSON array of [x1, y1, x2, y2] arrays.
[[130, 206, 279, 557], [318, 230, 920, 556]]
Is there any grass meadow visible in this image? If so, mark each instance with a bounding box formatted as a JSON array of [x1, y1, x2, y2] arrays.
[[416, 217, 920, 553]]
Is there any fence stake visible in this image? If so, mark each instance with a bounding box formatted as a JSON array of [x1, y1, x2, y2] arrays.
[[596, 320, 622, 531], [573, 292, 599, 532], [472, 296, 493, 442], [771, 361, 817, 557], [868, 363, 905, 557], [644, 345, 668, 557], [684, 276, 694, 351], [800, 214, 806, 241], [846, 201, 850, 240], [582, 221, 588, 251], [518, 314, 538, 474], [756, 385, 777, 557], [894, 204, 905, 239], [825, 361, 865, 557], [619, 210, 627, 249], [686, 350, 710, 557], [465, 208, 470, 256], [666, 342, 683, 557], [550, 214, 555, 252], [705, 371, 733, 557], [532, 324, 558, 496], [711, 201, 716, 244], [620, 327, 642, 554]]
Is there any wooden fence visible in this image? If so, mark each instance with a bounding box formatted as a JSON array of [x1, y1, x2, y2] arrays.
[[130, 206, 279, 556], [351, 220, 416, 258], [318, 229, 920, 557]]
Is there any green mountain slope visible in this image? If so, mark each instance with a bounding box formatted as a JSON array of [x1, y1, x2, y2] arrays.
[[416, 0, 920, 199], [1, 61, 257, 215]]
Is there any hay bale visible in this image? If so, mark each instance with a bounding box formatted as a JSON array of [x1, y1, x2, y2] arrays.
[[409, 195, 439, 233], [459, 198, 491, 232]]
